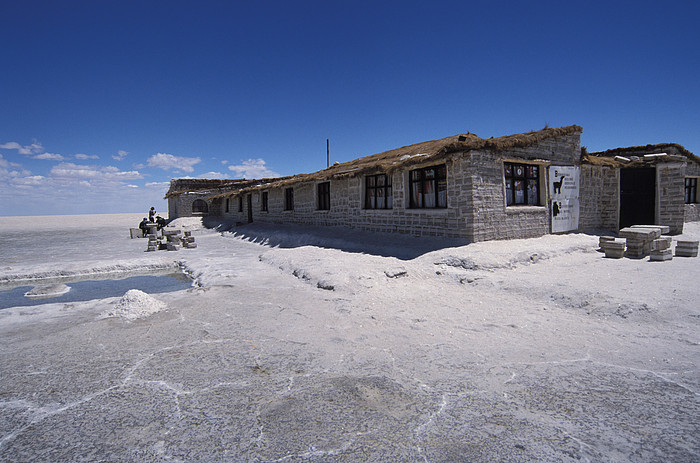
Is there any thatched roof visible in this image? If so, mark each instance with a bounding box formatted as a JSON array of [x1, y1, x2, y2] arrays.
[[584, 142, 700, 167], [164, 178, 248, 198], [208, 125, 582, 199]]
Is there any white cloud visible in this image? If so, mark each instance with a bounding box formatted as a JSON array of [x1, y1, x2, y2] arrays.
[[34, 152, 65, 161], [112, 150, 128, 161], [11, 175, 45, 186], [0, 154, 32, 179], [0, 142, 22, 151], [145, 181, 171, 188], [0, 148, 171, 216], [147, 153, 201, 173], [75, 153, 99, 160], [227, 158, 279, 179], [0, 141, 44, 155], [50, 162, 143, 181], [221, 160, 228, 165], [196, 171, 228, 179]]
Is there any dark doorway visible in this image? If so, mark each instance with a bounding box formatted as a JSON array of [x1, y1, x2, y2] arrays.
[[620, 168, 656, 229], [247, 194, 253, 223], [192, 199, 208, 214]]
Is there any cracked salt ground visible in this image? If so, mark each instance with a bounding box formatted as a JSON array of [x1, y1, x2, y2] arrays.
[[1, 214, 699, 462]]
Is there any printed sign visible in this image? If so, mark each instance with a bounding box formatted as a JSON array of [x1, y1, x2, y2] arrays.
[[549, 166, 580, 233]]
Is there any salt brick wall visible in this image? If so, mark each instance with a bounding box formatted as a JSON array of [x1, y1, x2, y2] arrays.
[[686, 159, 700, 222], [579, 165, 619, 232], [657, 164, 685, 234], [204, 132, 582, 241], [220, 158, 469, 239], [168, 192, 218, 219], [470, 133, 581, 241]]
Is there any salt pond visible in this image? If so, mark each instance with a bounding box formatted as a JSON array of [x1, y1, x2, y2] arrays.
[[0, 272, 193, 310]]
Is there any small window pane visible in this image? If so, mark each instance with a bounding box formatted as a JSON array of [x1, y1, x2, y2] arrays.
[[505, 179, 513, 206], [437, 179, 447, 207], [528, 183, 538, 205], [514, 180, 525, 204]]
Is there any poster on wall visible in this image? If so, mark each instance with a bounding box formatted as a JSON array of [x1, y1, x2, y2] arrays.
[[549, 166, 580, 233]]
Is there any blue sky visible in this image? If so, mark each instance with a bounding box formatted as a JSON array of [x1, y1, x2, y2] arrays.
[[1, 0, 699, 216]]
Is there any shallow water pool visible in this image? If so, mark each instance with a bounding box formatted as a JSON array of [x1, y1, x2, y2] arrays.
[[0, 273, 193, 310]]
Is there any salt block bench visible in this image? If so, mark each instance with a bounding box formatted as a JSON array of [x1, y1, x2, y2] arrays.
[[631, 224, 671, 234], [619, 227, 660, 240], [619, 227, 660, 258]]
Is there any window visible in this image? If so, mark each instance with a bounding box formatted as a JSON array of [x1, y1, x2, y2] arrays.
[[365, 174, 393, 209], [238, 196, 243, 212], [192, 199, 208, 214], [225, 198, 229, 213], [504, 162, 539, 206], [317, 182, 330, 210], [409, 165, 447, 208], [261, 191, 268, 212], [686, 178, 698, 204], [284, 187, 294, 211]]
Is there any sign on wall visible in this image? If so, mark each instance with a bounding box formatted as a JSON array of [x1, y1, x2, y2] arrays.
[[549, 166, 580, 233]]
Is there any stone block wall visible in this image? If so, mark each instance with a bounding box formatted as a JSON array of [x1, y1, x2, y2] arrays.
[[219, 159, 470, 239], [579, 165, 618, 232], [168, 191, 217, 219], [208, 132, 582, 242], [470, 132, 580, 241], [686, 204, 700, 222], [686, 159, 700, 222], [657, 163, 685, 234]]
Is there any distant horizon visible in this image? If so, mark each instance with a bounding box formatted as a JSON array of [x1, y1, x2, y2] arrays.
[[0, 211, 156, 218]]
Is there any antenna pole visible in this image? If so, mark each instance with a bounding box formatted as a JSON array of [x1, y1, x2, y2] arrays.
[[326, 139, 329, 168]]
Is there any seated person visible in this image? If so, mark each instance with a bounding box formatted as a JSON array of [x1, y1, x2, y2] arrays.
[[155, 216, 166, 230], [139, 218, 149, 237]]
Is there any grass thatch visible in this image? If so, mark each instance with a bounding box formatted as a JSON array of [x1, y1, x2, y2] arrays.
[[164, 179, 250, 198], [208, 125, 582, 199], [584, 142, 700, 167]]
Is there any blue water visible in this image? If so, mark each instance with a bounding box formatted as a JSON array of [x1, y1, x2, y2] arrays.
[[0, 273, 193, 310]]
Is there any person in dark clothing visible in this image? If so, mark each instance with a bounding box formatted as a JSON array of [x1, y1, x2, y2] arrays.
[[155, 216, 166, 230], [148, 207, 156, 222], [139, 218, 149, 237]]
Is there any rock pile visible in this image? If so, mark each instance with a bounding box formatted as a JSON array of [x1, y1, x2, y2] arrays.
[[145, 229, 197, 252]]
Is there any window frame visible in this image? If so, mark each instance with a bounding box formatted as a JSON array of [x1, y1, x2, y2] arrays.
[[504, 162, 541, 206], [408, 164, 447, 209], [238, 196, 243, 212], [364, 173, 393, 209], [317, 181, 330, 210], [284, 187, 294, 211], [686, 177, 698, 204], [225, 197, 229, 213]]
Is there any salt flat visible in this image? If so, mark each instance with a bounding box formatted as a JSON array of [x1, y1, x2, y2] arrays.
[[1, 214, 699, 462]]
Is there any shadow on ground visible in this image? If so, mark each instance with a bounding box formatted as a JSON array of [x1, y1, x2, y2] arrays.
[[202, 218, 470, 260]]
